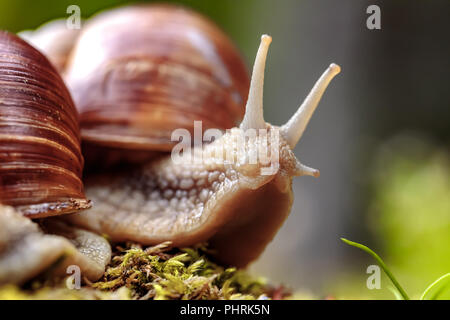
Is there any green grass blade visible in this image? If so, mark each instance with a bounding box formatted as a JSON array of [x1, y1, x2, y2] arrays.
[[420, 273, 450, 300], [340, 238, 410, 300], [430, 281, 450, 300], [388, 286, 403, 300]]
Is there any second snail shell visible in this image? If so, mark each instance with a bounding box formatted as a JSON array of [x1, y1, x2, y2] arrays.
[[64, 4, 250, 167]]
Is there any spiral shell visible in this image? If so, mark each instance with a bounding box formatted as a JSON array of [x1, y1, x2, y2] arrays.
[[0, 31, 89, 217]]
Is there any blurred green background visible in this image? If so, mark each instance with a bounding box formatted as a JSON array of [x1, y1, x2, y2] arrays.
[[1, 0, 449, 299]]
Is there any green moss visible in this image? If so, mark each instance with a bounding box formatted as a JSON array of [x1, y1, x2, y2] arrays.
[[0, 241, 289, 300], [94, 241, 271, 300]]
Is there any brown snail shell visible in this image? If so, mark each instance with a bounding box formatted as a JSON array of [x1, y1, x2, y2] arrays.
[[0, 31, 90, 218], [65, 4, 250, 166]]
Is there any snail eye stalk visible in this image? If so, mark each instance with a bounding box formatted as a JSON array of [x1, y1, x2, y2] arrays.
[[281, 63, 341, 149], [240, 35, 272, 131]]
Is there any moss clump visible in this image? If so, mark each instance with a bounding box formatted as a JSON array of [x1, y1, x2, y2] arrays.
[[0, 241, 290, 300], [94, 241, 273, 300]]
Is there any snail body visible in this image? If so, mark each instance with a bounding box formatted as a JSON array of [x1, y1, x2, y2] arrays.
[[0, 31, 89, 218], [0, 204, 111, 285]]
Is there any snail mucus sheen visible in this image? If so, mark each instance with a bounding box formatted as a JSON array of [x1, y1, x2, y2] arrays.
[[0, 4, 341, 287]]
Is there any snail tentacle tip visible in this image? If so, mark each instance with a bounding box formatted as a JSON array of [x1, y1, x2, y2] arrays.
[[312, 169, 320, 178], [281, 62, 342, 149], [261, 34, 272, 44], [329, 63, 341, 75], [296, 161, 320, 178]]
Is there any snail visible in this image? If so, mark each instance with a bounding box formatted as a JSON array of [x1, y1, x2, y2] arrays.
[[1, 3, 340, 275], [0, 33, 111, 285], [0, 31, 90, 218], [60, 4, 341, 267]]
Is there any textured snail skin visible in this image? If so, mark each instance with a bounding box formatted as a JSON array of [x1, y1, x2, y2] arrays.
[[67, 127, 300, 267], [0, 32, 90, 217], [0, 205, 111, 285], [65, 4, 250, 166]]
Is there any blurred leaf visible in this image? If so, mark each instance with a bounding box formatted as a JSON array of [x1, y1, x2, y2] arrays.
[[420, 273, 450, 300], [369, 136, 450, 298]]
